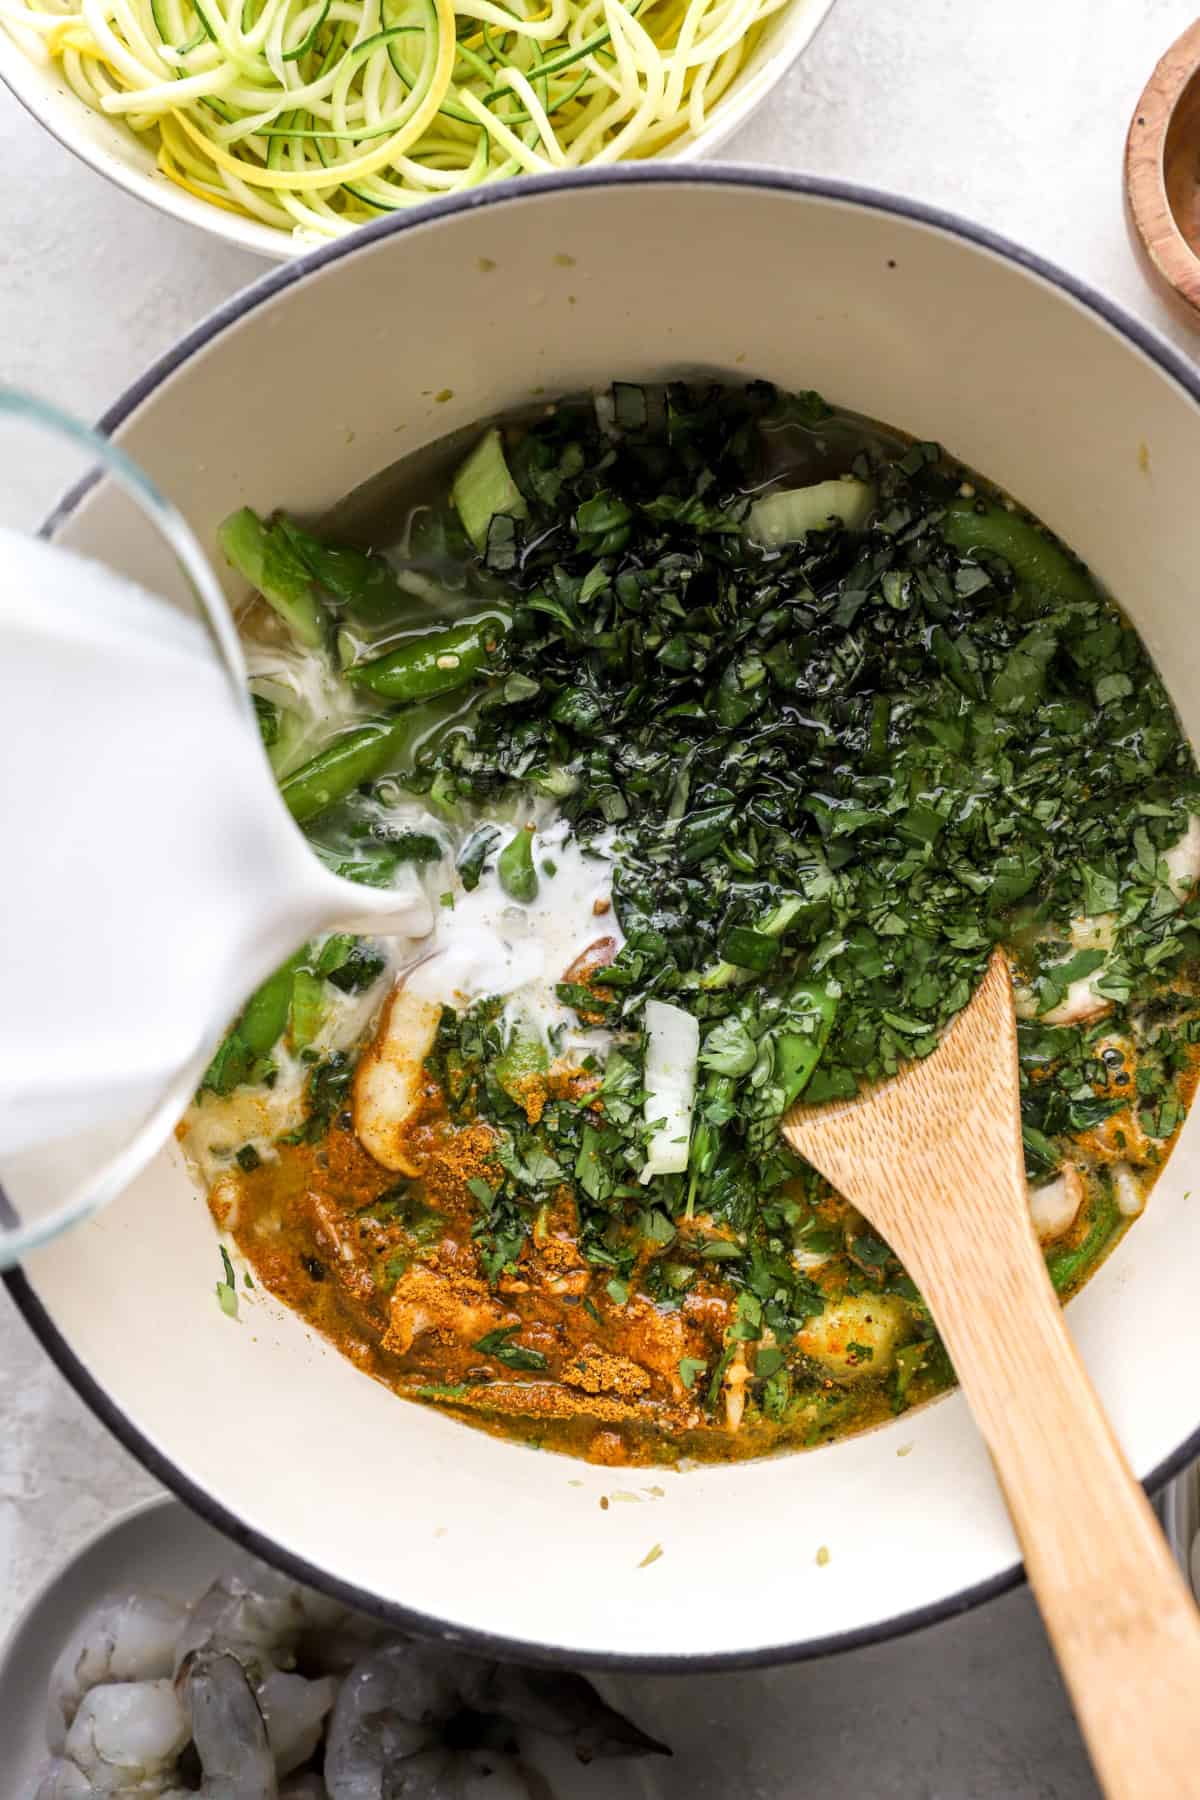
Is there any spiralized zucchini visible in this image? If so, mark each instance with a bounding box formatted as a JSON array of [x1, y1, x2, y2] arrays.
[[2, 0, 793, 241]]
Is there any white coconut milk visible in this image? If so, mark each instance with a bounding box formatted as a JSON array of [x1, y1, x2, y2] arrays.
[[0, 528, 429, 1238]]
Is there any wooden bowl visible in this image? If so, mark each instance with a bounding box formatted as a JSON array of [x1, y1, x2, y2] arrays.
[[1126, 19, 1200, 327]]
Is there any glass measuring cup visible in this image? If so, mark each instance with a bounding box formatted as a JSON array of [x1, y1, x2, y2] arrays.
[[0, 390, 431, 1266]]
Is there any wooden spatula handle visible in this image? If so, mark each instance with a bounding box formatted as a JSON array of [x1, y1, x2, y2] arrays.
[[784, 955, 1200, 1795], [918, 1205, 1200, 1800]]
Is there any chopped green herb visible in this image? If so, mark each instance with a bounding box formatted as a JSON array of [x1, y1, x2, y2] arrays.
[[215, 1245, 238, 1319], [474, 1326, 548, 1371]]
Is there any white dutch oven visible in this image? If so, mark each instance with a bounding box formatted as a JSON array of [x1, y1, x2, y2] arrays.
[[9, 170, 1200, 1669]]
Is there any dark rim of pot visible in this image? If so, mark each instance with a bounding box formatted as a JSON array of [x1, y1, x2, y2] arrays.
[[7, 165, 1200, 1674]]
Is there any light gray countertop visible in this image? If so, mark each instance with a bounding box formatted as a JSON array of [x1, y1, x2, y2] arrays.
[[2, 0, 1198, 1791]]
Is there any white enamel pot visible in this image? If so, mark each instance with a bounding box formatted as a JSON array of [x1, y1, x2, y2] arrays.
[[9, 170, 1200, 1670]]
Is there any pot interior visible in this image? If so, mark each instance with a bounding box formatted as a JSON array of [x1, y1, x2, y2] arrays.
[[15, 175, 1200, 1664]]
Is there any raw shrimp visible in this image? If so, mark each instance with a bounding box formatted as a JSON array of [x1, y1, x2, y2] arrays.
[[38, 1571, 351, 1799], [1029, 1165, 1086, 1242], [38, 1678, 190, 1796], [383, 1264, 514, 1357], [37, 1571, 668, 1800], [182, 1649, 278, 1799], [48, 1592, 187, 1749], [36, 1655, 282, 1799], [259, 1668, 339, 1776], [324, 1644, 458, 1797], [324, 1640, 667, 1799], [175, 1569, 343, 1775], [175, 1569, 346, 1680], [354, 983, 442, 1172]]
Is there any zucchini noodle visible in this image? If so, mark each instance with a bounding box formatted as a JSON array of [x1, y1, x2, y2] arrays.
[[2, 0, 794, 242]]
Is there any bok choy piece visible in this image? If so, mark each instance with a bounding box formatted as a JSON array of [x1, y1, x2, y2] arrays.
[[452, 428, 528, 552], [219, 508, 327, 650], [288, 968, 329, 1052], [223, 508, 449, 658], [276, 518, 425, 630], [199, 950, 308, 1096], [640, 999, 700, 1182], [250, 684, 307, 776], [746, 477, 875, 549]]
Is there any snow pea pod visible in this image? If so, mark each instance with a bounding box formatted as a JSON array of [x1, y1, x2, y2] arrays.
[[346, 616, 508, 704], [288, 968, 329, 1052], [219, 508, 327, 649], [281, 718, 409, 823], [240, 950, 307, 1056], [942, 498, 1095, 604]]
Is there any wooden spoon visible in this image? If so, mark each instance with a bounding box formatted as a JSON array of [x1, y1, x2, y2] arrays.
[[783, 949, 1200, 1800]]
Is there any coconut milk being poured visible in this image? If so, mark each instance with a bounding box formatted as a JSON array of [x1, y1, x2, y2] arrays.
[[0, 528, 432, 1258]]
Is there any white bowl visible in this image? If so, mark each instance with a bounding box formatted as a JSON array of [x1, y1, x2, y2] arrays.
[[9, 169, 1200, 1669], [0, 0, 836, 261]]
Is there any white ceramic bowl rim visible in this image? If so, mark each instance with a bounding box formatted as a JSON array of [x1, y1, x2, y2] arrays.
[[0, 0, 837, 259], [10, 165, 1200, 1671]]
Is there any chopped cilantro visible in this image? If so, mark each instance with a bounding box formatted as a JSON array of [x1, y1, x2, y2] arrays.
[[215, 1245, 238, 1319], [474, 1327, 547, 1371]]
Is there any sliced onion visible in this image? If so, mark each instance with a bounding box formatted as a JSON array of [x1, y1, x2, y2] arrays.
[[640, 998, 699, 1182], [1041, 973, 1111, 1028], [746, 479, 875, 549], [353, 980, 442, 1174]]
